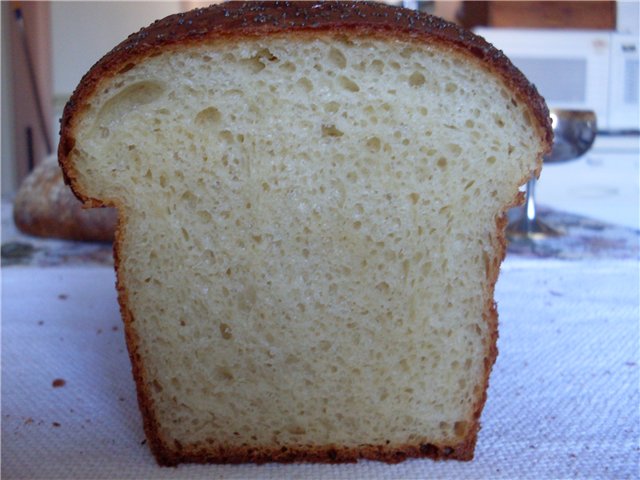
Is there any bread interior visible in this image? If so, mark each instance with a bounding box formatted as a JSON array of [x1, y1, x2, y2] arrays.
[[69, 36, 541, 452]]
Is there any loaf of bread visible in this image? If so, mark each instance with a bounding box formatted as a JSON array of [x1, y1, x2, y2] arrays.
[[59, 1, 551, 466], [13, 156, 116, 242]]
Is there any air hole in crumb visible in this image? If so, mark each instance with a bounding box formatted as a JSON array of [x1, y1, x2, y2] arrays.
[[240, 48, 277, 74], [322, 125, 344, 137], [324, 101, 340, 113], [195, 106, 221, 126], [216, 366, 234, 381], [285, 354, 300, 365], [198, 210, 213, 222], [280, 61, 296, 72], [338, 76, 359, 92], [371, 59, 384, 74], [219, 130, 234, 143], [96, 81, 165, 126], [408, 71, 426, 87], [328, 46, 347, 69], [421, 261, 432, 276], [376, 281, 390, 294], [287, 425, 306, 435], [447, 143, 462, 156], [219, 323, 232, 339], [297, 77, 313, 92], [366, 136, 381, 153]]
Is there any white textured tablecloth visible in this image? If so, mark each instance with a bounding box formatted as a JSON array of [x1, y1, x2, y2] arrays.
[[2, 257, 639, 479]]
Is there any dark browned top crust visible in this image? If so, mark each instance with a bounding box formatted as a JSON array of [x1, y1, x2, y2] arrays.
[[59, 1, 552, 193]]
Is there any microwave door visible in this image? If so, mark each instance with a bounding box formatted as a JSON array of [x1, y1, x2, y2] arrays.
[[608, 34, 640, 132]]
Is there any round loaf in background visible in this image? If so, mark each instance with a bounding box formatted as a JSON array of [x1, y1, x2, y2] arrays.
[[13, 155, 116, 242]]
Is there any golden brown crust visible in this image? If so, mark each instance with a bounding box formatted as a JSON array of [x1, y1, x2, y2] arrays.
[[58, 1, 552, 466], [152, 439, 475, 467], [111, 211, 171, 462]]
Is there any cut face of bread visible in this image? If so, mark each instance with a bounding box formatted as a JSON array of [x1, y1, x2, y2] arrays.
[[59, 2, 551, 466]]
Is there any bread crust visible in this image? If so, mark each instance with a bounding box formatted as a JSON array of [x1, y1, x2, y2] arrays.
[[58, 1, 552, 466], [152, 439, 475, 467]]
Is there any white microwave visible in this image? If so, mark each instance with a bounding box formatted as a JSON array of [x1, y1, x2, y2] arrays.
[[474, 28, 639, 133]]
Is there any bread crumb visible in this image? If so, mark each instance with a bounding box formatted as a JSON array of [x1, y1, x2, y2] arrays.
[[52, 378, 66, 388]]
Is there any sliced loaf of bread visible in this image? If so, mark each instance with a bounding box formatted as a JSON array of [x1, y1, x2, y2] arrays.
[[59, 1, 551, 466]]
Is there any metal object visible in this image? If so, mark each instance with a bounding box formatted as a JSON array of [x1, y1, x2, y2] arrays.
[[507, 109, 597, 239]]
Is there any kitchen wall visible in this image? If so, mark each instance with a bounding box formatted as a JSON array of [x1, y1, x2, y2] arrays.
[[2, 2, 16, 196], [617, 0, 639, 33], [2, 2, 53, 198]]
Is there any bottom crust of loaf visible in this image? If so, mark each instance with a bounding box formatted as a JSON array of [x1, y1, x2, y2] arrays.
[[149, 438, 476, 466]]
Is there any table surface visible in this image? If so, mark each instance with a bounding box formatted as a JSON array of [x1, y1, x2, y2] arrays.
[[2, 201, 639, 480]]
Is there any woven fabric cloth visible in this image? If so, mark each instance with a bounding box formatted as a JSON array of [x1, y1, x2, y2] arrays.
[[2, 258, 639, 479]]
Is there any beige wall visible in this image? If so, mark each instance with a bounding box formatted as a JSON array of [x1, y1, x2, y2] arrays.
[[2, 2, 17, 197]]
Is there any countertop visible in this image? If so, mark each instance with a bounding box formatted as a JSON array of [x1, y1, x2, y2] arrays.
[[2, 200, 639, 479]]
